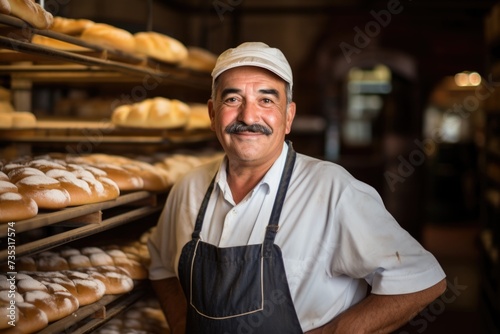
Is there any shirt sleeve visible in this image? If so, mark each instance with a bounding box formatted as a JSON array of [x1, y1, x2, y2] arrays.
[[147, 203, 178, 281], [331, 180, 446, 295]]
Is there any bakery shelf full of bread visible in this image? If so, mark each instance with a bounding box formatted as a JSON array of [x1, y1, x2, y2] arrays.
[[0, 235, 154, 333], [0, 98, 215, 155], [0, 13, 215, 89]]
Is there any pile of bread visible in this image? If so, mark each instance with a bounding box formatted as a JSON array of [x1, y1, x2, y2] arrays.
[[0, 238, 151, 333], [92, 298, 170, 334], [0, 150, 223, 223], [111, 97, 211, 130], [29, 15, 217, 72], [0, 154, 169, 223], [0, 88, 37, 129]]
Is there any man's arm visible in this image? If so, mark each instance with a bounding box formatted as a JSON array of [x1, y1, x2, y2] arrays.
[[307, 278, 447, 334], [150, 277, 187, 334]]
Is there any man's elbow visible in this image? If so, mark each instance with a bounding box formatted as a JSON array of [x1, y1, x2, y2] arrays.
[[434, 278, 448, 296], [424, 278, 448, 304]]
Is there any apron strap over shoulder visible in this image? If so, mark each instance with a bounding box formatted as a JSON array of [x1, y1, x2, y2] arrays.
[[192, 173, 217, 239], [263, 141, 296, 255]]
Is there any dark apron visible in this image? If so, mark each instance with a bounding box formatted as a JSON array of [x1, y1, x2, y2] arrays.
[[178, 143, 303, 334]]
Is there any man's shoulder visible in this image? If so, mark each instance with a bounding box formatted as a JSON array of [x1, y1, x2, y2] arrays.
[[172, 156, 222, 190], [294, 153, 353, 178]]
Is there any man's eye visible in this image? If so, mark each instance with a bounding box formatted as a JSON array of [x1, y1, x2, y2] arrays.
[[224, 97, 238, 103], [262, 98, 273, 104]]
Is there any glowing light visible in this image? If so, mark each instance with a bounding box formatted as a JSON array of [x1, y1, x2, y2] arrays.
[[454, 71, 482, 87]]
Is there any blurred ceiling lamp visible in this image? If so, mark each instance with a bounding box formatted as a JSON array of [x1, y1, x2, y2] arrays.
[[454, 71, 482, 87]]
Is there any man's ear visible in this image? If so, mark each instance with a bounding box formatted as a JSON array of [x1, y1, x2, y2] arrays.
[[208, 99, 216, 131], [285, 102, 296, 135]]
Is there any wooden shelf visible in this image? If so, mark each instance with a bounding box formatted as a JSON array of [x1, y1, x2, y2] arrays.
[[37, 281, 148, 334], [0, 120, 216, 149], [0, 14, 211, 90], [0, 191, 162, 264]]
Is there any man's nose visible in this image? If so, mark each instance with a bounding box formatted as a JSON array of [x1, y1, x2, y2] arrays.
[[237, 102, 260, 125]]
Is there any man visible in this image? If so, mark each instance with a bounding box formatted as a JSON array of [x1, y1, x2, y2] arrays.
[[148, 42, 447, 333]]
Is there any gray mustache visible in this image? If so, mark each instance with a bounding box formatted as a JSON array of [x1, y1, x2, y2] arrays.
[[225, 122, 273, 135]]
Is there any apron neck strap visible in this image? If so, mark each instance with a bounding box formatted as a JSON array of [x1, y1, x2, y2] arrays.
[[263, 141, 296, 255], [192, 141, 297, 242]]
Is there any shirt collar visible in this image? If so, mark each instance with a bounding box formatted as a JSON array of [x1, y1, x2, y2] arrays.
[[215, 142, 289, 200]]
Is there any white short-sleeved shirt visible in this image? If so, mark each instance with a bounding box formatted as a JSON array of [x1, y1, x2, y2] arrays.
[[148, 143, 446, 332]]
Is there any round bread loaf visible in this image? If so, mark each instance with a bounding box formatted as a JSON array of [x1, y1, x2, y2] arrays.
[[59, 247, 81, 258], [16, 276, 47, 294], [62, 271, 107, 305], [134, 31, 188, 64], [16, 174, 70, 209], [67, 254, 92, 269], [83, 266, 134, 295], [28, 158, 67, 172], [1, 301, 49, 334], [0, 180, 17, 193], [16, 256, 37, 271], [96, 176, 120, 201], [0, 192, 38, 223], [45, 169, 95, 206], [80, 23, 136, 53], [23, 286, 78, 322], [0, 171, 9, 181], [88, 252, 114, 267], [7, 166, 45, 184], [0, 300, 17, 330], [36, 254, 70, 271]]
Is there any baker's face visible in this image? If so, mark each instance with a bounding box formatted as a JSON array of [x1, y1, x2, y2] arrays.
[[208, 66, 295, 167]]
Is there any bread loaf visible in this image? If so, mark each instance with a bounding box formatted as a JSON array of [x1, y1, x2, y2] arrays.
[[82, 266, 134, 295], [119, 161, 170, 192], [0, 111, 36, 129], [134, 31, 188, 64], [11, 111, 36, 128], [0, 0, 53, 29], [29, 271, 106, 306], [16, 274, 79, 322], [0, 180, 18, 193], [111, 97, 190, 129], [185, 103, 211, 130], [80, 23, 135, 53], [0, 192, 38, 223], [19, 245, 148, 281], [180, 46, 217, 72], [84, 163, 144, 191], [45, 169, 94, 206], [50, 16, 94, 35], [0, 301, 49, 333], [15, 174, 71, 209]]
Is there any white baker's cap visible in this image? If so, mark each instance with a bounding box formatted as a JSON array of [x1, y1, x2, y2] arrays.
[[211, 42, 293, 89]]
